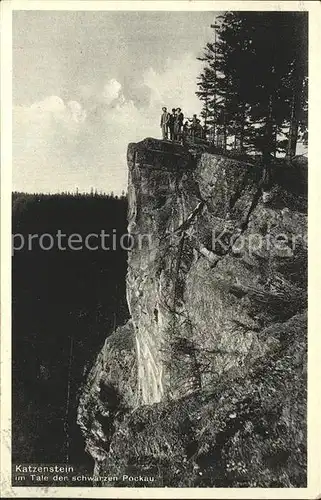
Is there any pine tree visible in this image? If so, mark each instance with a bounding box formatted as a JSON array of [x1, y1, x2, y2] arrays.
[[197, 12, 308, 158], [284, 13, 308, 157]]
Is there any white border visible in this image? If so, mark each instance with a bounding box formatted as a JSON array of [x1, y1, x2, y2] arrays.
[[1, 1, 321, 498]]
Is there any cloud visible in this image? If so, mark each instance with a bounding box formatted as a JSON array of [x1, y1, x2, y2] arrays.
[[102, 79, 122, 104], [67, 101, 87, 124], [13, 53, 203, 194], [144, 53, 203, 116], [14, 96, 86, 136]]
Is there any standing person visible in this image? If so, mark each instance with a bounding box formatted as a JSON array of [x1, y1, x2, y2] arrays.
[[160, 107, 170, 140], [195, 119, 204, 139], [174, 107, 184, 142], [168, 108, 176, 141], [182, 120, 190, 145], [189, 114, 198, 141]]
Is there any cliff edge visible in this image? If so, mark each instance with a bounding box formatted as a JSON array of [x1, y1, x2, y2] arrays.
[[78, 138, 307, 487]]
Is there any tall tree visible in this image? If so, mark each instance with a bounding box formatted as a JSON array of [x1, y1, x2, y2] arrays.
[[196, 11, 308, 158], [284, 13, 308, 157]]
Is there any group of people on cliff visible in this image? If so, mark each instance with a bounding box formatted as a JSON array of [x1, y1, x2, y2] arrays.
[[160, 107, 204, 144]]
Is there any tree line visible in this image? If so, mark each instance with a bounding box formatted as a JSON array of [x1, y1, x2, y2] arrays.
[[13, 189, 127, 200], [196, 12, 308, 160]]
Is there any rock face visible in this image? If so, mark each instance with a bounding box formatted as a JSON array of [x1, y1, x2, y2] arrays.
[[78, 138, 307, 487], [126, 139, 307, 404]]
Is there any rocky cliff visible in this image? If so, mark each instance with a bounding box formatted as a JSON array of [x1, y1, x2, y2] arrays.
[[78, 138, 307, 487]]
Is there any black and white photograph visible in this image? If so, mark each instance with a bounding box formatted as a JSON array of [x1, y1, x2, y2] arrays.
[[1, 1, 320, 498]]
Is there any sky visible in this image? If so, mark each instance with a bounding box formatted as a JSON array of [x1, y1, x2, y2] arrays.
[[13, 11, 217, 195]]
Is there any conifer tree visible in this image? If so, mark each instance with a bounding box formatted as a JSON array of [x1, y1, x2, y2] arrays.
[[197, 11, 308, 157]]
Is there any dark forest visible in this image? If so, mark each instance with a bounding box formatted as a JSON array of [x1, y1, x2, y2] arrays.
[[12, 192, 129, 467]]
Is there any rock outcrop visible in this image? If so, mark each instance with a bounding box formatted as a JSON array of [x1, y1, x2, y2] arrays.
[[78, 138, 307, 487]]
